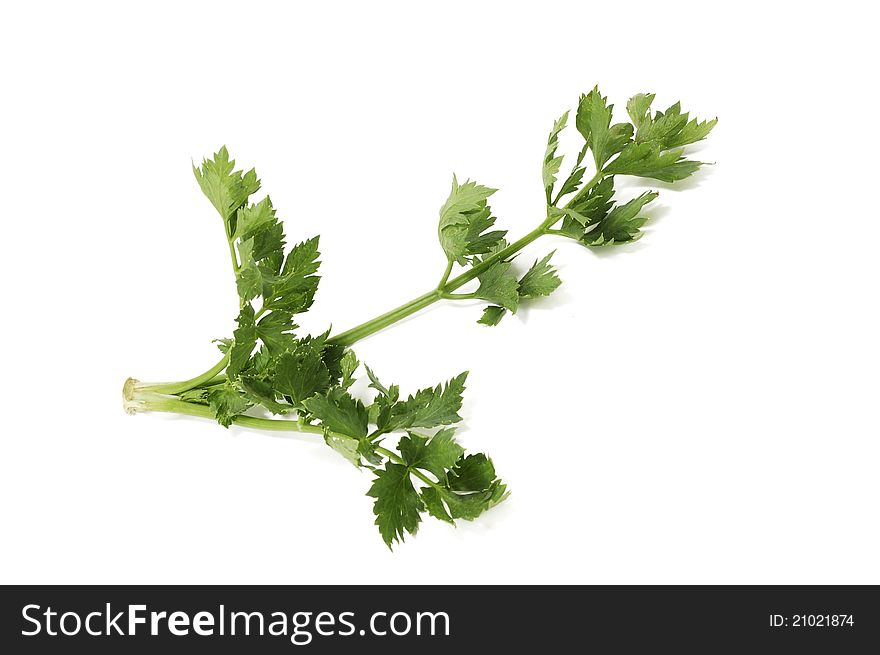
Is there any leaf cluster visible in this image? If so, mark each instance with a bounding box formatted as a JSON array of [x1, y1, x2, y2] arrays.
[[550, 87, 716, 246], [434, 87, 715, 326], [188, 151, 507, 546]]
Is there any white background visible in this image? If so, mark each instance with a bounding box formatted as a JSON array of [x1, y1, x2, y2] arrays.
[[1, 1, 877, 584]]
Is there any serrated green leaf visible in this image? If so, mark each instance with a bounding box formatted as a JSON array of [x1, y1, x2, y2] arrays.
[[319, 339, 347, 384], [235, 238, 263, 302], [600, 122, 635, 167], [463, 208, 507, 260], [359, 439, 384, 467], [567, 176, 615, 223], [365, 364, 399, 401], [474, 261, 519, 312], [577, 88, 607, 164], [207, 384, 251, 428], [254, 310, 297, 356], [233, 196, 277, 241], [262, 237, 321, 314], [518, 251, 561, 299], [323, 419, 379, 469], [563, 207, 590, 226], [282, 235, 322, 277], [239, 375, 290, 414], [626, 93, 655, 128], [303, 388, 369, 439], [665, 116, 718, 148], [274, 343, 331, 407], [423, 479, 508, 523], [441, 486, 507, 520], [426, 453, 509, 522], [385, 372, 468, 431], [576, 87, 629, 170], [325, 432, 362, 468], [398, 429, 464, 481], [178, 387, 210, 404], [478, 305, 507, 326], [557, 217, 586, 239], [364, 364, 400, 431], [635, 101, 688, 148], [555, 165, 586, 202], [367, 402, 381, 425], [228, 304, 256, 376], [339, 350, 359, 390], [543, 111, 568, 204], [604, 142, 704, 182], [193, 146, 260, 221], [367, 462, 424, 548], [632, 99, 717, 151], [250, 221, 285, 265], [482, 238, 513, 260], [421, 487, 455, 524], [585, 191, 658, 246], [250, 345, 273, 376], [438, 177, 506, 265], [448, 453, 500, 492], [575, 89, 596, 144]]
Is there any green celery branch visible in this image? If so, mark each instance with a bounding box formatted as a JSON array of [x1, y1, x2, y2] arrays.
[[123, 88, 716, 546]]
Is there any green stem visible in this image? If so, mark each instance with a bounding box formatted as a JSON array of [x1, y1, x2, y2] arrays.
[[136, 392, 433, 469], [375, 445, 404, 464], [447, 220, 555, 289], [328, 220, 552, 347], [327, 289, 443, 347], [131, 394, 335, 436], [130, 394, 445, 489], [437, 259, 453, 289], [136, 355, 230, 396], [227, 238, 240, 275]]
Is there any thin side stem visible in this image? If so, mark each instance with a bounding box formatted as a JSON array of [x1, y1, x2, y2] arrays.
[[137, 355, 230, 396], [375, 445, 404, 464], [136, 395, 335, 437], [227, 238, 240, 274], [437, 259, 454, 289]]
